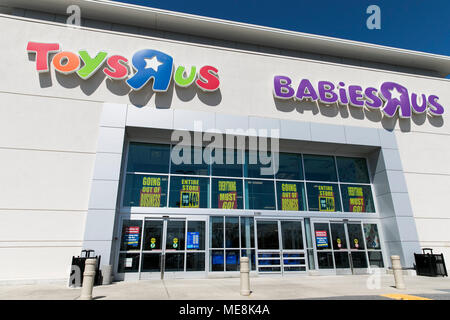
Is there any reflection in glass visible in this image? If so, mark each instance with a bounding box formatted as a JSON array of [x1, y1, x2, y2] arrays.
[[143, 220, 163, 251], [330, 223, 347, 250], [347, 224, 365, 250], [334, 252, 350, 269], [210, 217, 224, 248], [245, 180, 276, 210], [225, 217, 239, 248], [368, 251, 384, 267], [240, 217, 254, 248], [170, 146, 209, 176], [275, 153, 303, 180], [165, 253, 185, 271], [165, 220, 185, 250], [244, 150, 274, 179], [210, 250, 224, 271], [336, 156, 370, 183], [257, 221, 279, 249], [211, 149, 243, 177], [141, 253, 161, 272], [317, 252, 334, 269], [126, 142, 170, 173], [186, 253, 205, 271], [281, 221, 304, 250], [225, 250, 240, 271], [363, 224, 381, 249], [241, 249, 256, 271], [303, 154, 337, 182], [351, 252, 368, 268]]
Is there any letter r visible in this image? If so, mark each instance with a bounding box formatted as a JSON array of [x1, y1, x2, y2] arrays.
[[126, 49, 173, 91], [27, 42, 60, 72]]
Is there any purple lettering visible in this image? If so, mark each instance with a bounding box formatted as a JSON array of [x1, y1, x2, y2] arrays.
[[273, 75, 295, 99], [364, 87, 382, 109], [295, 79, 318, 101], [318, 81, 338, 104], [348, 85, 364, 107], [427, 95, 444, 116], [379, 82, 411, 118]]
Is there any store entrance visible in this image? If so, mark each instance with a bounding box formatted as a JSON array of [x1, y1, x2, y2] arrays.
[[312, 220, 375, 274], [117, 216, 206, 280], [255, 219, 307, 274]]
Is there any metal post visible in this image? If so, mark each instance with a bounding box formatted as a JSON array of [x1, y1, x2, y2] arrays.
[[240, 257, 250, 296], [391, 255, 406, 289], [101, 265, 113, 285], [80, 258, 97, 300]]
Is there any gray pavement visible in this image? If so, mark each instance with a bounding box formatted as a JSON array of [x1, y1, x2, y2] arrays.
[[1, 274, 450, 300]]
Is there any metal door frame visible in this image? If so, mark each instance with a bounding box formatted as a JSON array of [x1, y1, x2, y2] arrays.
[[255, 217, 307, 275]]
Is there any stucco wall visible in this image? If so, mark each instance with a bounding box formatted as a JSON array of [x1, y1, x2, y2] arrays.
[[0, 15, 449, 280]]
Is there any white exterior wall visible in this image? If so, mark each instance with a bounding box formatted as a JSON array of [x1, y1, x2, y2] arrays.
[[0, 15, 449, 281]]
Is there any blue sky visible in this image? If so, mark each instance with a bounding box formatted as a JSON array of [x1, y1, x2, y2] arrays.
[[112, 0, 450, 56]]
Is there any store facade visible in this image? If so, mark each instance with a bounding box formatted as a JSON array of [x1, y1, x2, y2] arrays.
[[0, 1, 449, 282]]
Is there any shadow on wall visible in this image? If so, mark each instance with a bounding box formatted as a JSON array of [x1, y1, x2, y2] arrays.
[[273, 98, 444, 132], [31, 53, 222, 109]]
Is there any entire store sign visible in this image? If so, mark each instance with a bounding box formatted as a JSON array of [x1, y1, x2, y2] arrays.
[[26, 41, 220, 92], [273, 76, 444, 118]]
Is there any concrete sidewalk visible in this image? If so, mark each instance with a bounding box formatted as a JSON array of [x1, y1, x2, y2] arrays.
[[1, 274, 450, 300]]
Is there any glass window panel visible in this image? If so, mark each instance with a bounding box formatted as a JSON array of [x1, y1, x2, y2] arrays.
[[330, 223, 347, 250], [314, 223, 331, 251], [211, 148, 243, 177], [368, 251, 384, 268], [257, 221, 279, 250], [210, 250, 224, 271], [351, 252, 368, 268], [336, 157, 370, 183], [187, 221, 205, 250], [186, 253, 205, 271], [141, 253, 161, 272], [334, 252, 350, 269], [225, 250, 240, 271], [244, 150, 274, 179], [276, 181, 306, 211], [225, 217, 239, 248], [165, 253, 185, 271], [169, 176, 210, 208], [347, 224, 365, 250], [211, 178, 243, 209], [303, 154, 337, 182], [306, 183, 342, 212], [142, 220, 163, 251], [281, 221, 304, 250], [123, 175, 168, 208], [363, 224, 382, 250], [118, 253, 140, 273], [317, 252, 334, 269], [170, 146, 209, 176], [126, 142, 170, 173], [120, 220, 142, 251], [165, 220, 185, 251], [275, 153, 303, 180], [240, 217, 255, 248], [245, 180, 276, 210], [341, 184, 375, 213], [241, 249, 256, 271], [210, 217, 224, 248]]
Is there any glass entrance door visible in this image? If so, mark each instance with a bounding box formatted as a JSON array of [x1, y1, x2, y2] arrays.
[[312, 220, 376, 274], [256, 219, 307, 274], [117, 216, 206, 280]]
